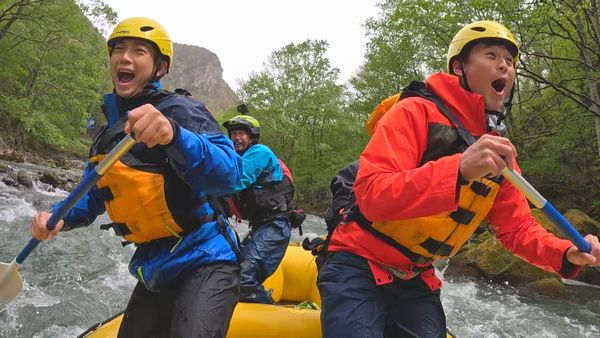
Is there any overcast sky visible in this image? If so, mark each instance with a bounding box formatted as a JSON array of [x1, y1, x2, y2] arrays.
[[102, 0, 380, 89]]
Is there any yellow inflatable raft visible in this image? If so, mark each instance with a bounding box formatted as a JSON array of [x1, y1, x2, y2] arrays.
[[79, 245, 454, 338], [79, 245, 322, 338]]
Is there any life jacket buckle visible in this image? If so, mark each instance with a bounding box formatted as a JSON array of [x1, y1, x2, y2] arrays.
[[384, 265, 418, 280]]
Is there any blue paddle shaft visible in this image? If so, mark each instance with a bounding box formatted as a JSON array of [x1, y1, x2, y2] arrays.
[[15, 171, 101, 264], [540, 203, 591, 253], [501, 168, 599, 271], [14, 134, 135, 265]]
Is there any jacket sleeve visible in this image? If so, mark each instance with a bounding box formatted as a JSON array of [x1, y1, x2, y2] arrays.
[[161, 97, 242, 197], [50, 162, 106, 230], [232, 145, 273, 192], [487, 169, 579, 278], [354, 99, 461, 222]]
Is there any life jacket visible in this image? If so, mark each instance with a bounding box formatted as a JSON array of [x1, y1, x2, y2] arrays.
[[91, 89, 222, 245], [317, 81, 503, 266], [228, 156, 306, 234], [278, 158, 294, 184], [231, 154, 295, 222]]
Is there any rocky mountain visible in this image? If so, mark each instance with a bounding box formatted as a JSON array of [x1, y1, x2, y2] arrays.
[[161, 43, 239, 114]]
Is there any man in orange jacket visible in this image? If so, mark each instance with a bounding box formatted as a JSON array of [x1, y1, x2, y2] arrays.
[[317, 20, 600, 338]]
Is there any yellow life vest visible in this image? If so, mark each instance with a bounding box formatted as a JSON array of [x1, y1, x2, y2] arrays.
[[89, 117, 204, 244], [91, 153, 189, 244], [366, 178, 501, 261]]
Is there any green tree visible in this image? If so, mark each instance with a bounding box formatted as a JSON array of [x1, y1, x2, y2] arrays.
[[0, 0, 114, 154], [350, 0, 599, 216], [238, 40, 352, 207]]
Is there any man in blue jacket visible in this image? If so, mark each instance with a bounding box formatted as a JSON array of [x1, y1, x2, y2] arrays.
[[223, 115, 294, 304], [29, 17, 242, 337]]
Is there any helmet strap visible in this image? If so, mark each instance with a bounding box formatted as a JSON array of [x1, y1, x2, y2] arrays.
[[495, 85, 516, 124], [149, 54, 168, 83], [458, 63, 472, 92]]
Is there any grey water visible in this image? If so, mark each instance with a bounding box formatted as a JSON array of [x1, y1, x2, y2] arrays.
[[0, 162, 598, 337]]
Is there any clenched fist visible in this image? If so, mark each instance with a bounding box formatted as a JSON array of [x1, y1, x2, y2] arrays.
[[124, 103, 174, 148]]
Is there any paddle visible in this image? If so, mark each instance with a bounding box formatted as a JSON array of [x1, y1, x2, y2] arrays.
[[0, 134, 136, 304], [501, 167, 600, 271]]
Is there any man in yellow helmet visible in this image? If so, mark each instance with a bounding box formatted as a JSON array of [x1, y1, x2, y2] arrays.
[[29, 17, 243, 337], [317, 20, 600, 337], [223, 114, 295, 304]]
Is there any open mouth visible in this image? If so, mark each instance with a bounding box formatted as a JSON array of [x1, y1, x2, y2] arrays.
[[118, 70, 135, 84], [491, 79, 506, 94]]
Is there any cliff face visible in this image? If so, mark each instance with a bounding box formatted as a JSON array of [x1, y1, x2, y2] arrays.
[[161, 43, 238, 114]]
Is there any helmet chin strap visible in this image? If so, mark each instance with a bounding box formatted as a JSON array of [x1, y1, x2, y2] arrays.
[[149, 54, 166, 83], [458, 63, 472, 92], [486, 85, 515, 125]]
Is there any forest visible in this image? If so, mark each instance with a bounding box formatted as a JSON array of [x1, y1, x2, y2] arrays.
[[1, 0, 599, 216]]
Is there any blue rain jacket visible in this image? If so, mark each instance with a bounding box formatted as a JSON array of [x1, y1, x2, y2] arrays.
[[233, 143, 283, 191], [52, 86, 242, 291]]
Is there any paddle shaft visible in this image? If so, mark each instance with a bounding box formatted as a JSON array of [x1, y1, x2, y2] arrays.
[[501, 168, 599, 271], [15, 134, 136, 264]]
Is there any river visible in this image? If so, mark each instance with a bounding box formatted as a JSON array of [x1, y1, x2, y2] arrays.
[[0, 161, 598, 337]]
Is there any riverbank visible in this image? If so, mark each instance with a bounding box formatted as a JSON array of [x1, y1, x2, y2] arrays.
[[0, 131, 86, 171], [0, 128, 85, 191]]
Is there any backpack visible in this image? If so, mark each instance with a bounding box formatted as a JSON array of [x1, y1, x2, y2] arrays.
[[277, 158, 307, 233]]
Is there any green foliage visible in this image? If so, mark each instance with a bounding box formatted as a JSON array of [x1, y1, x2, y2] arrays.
[[350, 0, 600, 217], [238, 40, 359, 206], [0, 0, 113, 154]]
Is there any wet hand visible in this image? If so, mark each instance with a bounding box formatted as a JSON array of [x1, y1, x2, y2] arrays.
[[124, 103, 174, 148], [566, 234, 600, 266], [30, 212, 63, 241], [459, 134, 517, 181]]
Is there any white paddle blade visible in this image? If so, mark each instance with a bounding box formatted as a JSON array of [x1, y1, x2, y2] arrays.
[[0, 260, 23, 304]]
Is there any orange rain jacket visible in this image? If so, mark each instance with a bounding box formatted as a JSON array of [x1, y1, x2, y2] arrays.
[[328, 73, 579, 290]]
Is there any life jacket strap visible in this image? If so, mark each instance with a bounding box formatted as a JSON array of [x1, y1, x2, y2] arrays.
[[99, 222, 132, 237], [383, 263, 434, 281], [351, 206, 435, 265], [419, 238, 454, 257], [206, 195, 245, 265], [449, 207, 475, 225], [470, 181, 492, 197], [98, 186, 114, 202]]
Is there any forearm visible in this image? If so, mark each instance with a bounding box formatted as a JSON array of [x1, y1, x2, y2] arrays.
[[164, 126, 241, 196], [489, 185, 578, 277]]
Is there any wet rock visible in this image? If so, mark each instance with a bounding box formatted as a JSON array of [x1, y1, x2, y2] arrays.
[[2, 176, 18, 187], [523, 278, 567, 298], [563, 209, 600, 237], [16, 170, 33, 188], [39, 171, 62, 187], [447, 231, 559, 287], [0, 150, 25, 163], [0, 151, 24, 163], [0, 163, 10, 173], [446, 209, 600, 293]]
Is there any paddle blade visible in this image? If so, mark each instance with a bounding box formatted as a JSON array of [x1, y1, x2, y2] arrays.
[[0, 260, 23, 304]]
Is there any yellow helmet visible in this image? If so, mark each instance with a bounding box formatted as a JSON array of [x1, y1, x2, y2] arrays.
[[447, 20, 519, 74], [107, 17, 173, 72]]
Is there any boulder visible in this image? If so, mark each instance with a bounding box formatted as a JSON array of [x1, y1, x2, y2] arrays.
[[39, 171, 62, 187], [446, 208, 600, 295], [16, 170, 33, 188]]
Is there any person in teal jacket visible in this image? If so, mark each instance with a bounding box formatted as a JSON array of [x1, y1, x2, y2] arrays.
[[29, 17, 243, 337], [223, 115, 294, 303]]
